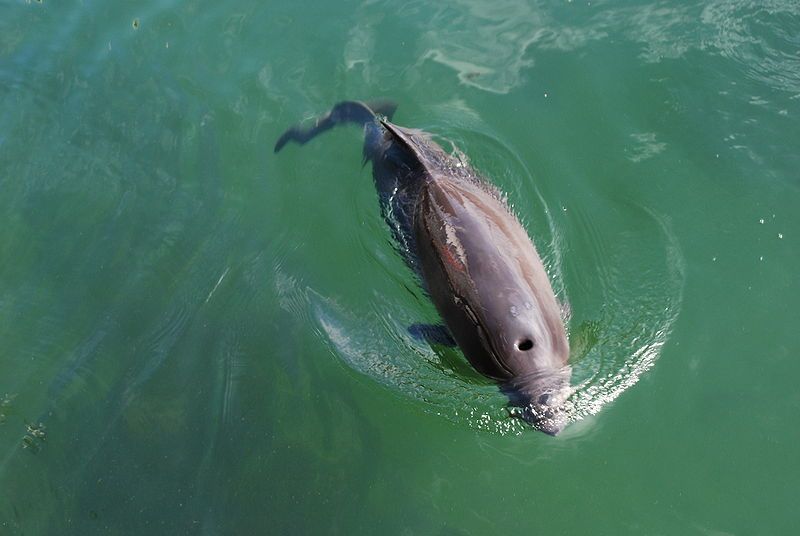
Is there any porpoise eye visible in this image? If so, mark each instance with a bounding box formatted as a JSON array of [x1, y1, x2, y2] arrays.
[[516, 338, 534, 351]]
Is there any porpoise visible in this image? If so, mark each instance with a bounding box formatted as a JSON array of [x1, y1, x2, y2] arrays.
[[275, 101, 571, 434]]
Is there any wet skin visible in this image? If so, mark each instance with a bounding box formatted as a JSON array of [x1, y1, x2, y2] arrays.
[[275, 101, 571, 434]]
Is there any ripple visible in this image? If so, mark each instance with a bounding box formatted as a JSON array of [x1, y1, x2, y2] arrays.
[[700, 0, 800, 94], [562, 205, 685, 430], [405, 0, 800, 96], [415, 0, 604, 94], [626, 132, 667, 162], [291, 118, 684, 435], [586, 0, 800, 95]]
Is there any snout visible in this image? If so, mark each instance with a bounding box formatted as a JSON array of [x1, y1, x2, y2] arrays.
[[519, 403, 568, 436], [501, 370, 572, 435]]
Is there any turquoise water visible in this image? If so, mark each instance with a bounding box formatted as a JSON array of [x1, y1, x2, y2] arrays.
[[1, 0, 798, 533]]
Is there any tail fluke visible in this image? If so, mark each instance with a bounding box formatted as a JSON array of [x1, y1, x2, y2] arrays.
[[274, 100, 398, 153]]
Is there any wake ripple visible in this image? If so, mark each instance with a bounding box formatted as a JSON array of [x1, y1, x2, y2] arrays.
[[292, 119, 686, 435]]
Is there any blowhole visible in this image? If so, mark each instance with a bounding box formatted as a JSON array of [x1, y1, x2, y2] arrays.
[[517, 338, 534, 351]]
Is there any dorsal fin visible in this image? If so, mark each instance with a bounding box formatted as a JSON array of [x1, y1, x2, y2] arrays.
[[379, 120, 433, 168]]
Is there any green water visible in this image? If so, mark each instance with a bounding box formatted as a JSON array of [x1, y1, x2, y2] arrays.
[[2, 0, 799, 533]]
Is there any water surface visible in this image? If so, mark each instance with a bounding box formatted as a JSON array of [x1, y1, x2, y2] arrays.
[[1, 0, 798, 533]]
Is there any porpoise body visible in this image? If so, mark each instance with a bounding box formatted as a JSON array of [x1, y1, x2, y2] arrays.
[[275, 101, 571, 434]]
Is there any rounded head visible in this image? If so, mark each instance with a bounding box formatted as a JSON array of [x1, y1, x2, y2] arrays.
[[502, 368, 572, 435]]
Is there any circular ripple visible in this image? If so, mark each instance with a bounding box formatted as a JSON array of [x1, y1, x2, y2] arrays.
[[294, 117, 685, 435]]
